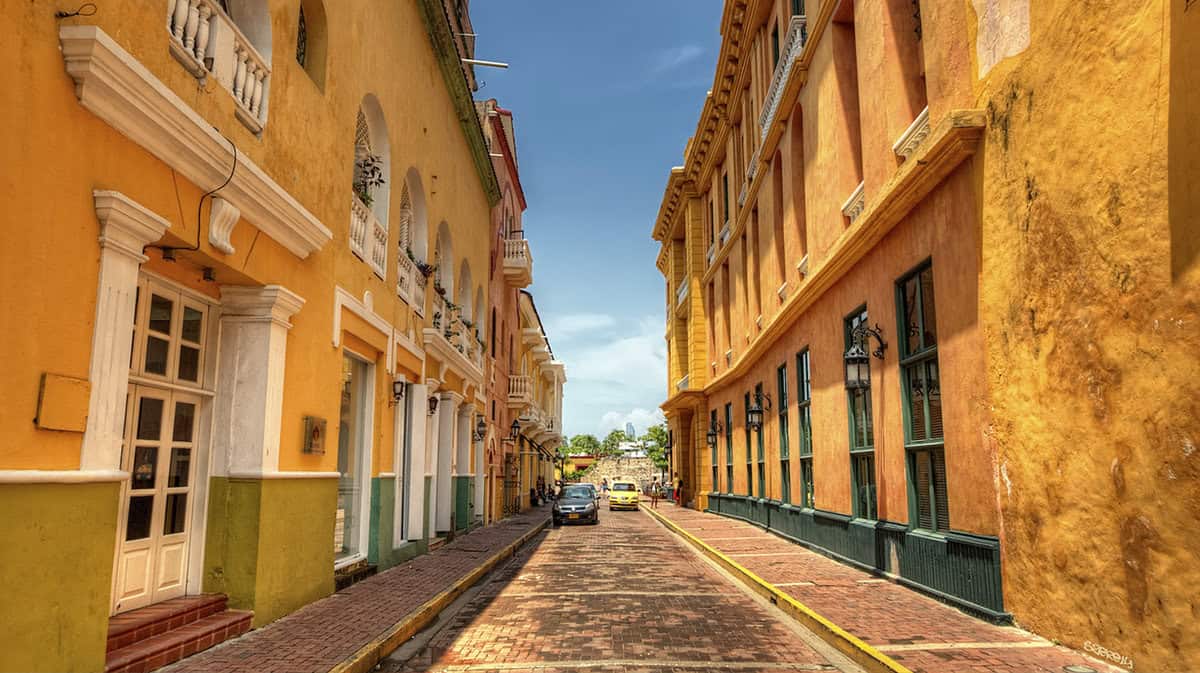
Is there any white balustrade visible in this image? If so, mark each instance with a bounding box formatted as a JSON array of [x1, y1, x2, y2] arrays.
[[167, 0, 271, 133], [676, 282, 689, 307], [412, 272, 428, 317], [349, 196, 369, 259], [370, 216, 387, 279], [348, 196, 387, 279], [759, 14, 808, 142], [676, 375, 690, 392], [396, 254, 417, 303]]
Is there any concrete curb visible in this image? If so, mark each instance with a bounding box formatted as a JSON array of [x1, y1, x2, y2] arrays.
[[328, 516, 552, 673], [641, 505, 913, 673]]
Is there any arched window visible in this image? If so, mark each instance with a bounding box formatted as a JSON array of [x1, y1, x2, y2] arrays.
[[434, 222, 454, 299], [350, 97, 391, 278], [296, 0, 328, 90]]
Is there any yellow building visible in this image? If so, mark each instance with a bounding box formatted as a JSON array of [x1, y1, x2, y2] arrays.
[[653, 1, 1199, 671], [509, 291, 566, 505], [0, 1, 563, 671]]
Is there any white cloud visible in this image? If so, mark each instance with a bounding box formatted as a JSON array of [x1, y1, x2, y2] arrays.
[[544, 313, 616, 341], [650, 44, 704, 75]]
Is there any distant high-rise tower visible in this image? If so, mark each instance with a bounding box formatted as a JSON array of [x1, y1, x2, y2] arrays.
[[625, 422, 636, 438]]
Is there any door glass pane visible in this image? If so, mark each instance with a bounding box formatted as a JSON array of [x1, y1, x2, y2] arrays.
[[337, 356, 368, 560], [915, 450, 932, 529], [137, 398, 164, 440], [145, 337, 169, 375], [181, 306, 203, 343], [126, 495, 154, 540], [926, 360, 942, 439], [149, 295, 173, 335], [920, 267, 937, 348], [172, 402, 196, 442], [168, 448, 191, 488], [131, 446, 158, 489], [178, 346, 200, 382], [164, 493, 187, 535], [908, 366, 927, 441], [903, 275, 920, 355]]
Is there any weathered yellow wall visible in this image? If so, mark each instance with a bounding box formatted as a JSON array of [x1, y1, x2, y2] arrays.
[[0, 482, 120, 673], [975, 1, 1200, 670]]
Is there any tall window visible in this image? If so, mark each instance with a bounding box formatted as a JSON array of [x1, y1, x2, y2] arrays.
[[771, 22, 781, 68], [296, 6, 307, 67], [725, 403, 734, 493], [777, 364, 790, 504], [846, 307, 877, 519], [898, 264, 947, 531], [710, 409, 720, 492], [722, 172, 731, 226], [792, 0, 805, 15], [797, 349, 814, 508], [743, 392, 753, 496], [708, 196, 716, 247], [755, 383, 766, 498]]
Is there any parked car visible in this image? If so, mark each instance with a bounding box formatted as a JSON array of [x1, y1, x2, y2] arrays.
[[552, 485, 599, 526], [578, 483, 599, 503], [608, 480, 639, 511]]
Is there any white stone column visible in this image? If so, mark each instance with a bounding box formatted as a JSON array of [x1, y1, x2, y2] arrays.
[[435, 391, 462, 533], [81, 191, 170, 471], [406, 382, 428, 541], [211, 285, 305, 477], [454, 406, 472, 476]]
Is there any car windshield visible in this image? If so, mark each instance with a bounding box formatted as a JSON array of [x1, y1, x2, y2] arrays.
[[612, 483, 635, 492], [562, 487, 592, 499]]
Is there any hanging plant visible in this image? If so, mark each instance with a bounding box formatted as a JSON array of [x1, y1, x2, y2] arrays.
[[353, 153, 386, 207]]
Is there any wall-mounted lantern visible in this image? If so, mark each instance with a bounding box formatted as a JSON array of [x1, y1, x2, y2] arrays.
[[845, 323, 887, 389], [706, 417, 723, 448], [389, 378, 406, 407], [473, 415, 487, 442], [510, 419, 521, 440], [746, 391, 772, 432], [428, 395, 440, 416]]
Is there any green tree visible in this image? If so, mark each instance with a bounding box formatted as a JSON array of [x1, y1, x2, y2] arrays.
[[599, 429, 628, 457], [640, 423, 670, 471], [567, 433, 601, 456]]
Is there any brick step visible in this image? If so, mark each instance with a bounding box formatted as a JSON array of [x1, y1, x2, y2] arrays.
[[107, 595, 228, 653], [105, 609, 252, 673], [334, 560, 378, 591]]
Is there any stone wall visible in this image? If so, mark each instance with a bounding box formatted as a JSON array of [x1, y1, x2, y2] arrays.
[[577, 457, 664, 491]]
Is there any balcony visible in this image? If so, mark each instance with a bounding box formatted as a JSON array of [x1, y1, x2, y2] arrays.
[[706, 242, 717, 267], [508, 375, 532, 410], [719, 224, 731, 247], [676, 375, 690, 392], [893, 106, 932, 161], [842, 182, 866, 224], [759, 13, 808, 142], [396, 253, 417, 304], [675, 282, 689, 308], [502, 236, 533, 288], [167, 0, 271, 133], [350, 196, 387, 279]]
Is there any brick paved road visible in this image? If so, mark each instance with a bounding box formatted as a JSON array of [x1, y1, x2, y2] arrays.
[[384, 504, 868, 673], [652, 505, 1128, 673]]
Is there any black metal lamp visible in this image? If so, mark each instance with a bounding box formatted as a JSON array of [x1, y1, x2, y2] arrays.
[[473, 415, 486, 442], [428, 395, 439, 416], [845, 323, 887, 389], [389, 379, 406, 407], [746, 391, 772, 432], [706, 418, 723, 448], [509, 419, 521, 440]]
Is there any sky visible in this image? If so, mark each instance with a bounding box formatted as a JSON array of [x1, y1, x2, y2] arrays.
[[472, 1, 724, 440]]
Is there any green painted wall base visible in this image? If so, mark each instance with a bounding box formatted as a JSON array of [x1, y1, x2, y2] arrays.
[[369, 476, 396, 569], [422, 475, 432, 541], [0, 481, 120, 673], [452, 476, 474, 532], [203, 477, 336, 627], [706, 493, 1008, 620]]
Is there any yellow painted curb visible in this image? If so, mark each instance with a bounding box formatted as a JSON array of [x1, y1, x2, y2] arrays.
[[641, 505, 913, 673], [328, 516, 551, 673]]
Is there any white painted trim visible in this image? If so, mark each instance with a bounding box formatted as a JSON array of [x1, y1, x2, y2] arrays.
[[332, 286, 420, 375], [893, 106, 932, 160], [377, 472, 397, 479], [333, 553, 366, 570], [226, 470, 340, 479], [0, 469, 128, 484], [59, 26, 332, 259]]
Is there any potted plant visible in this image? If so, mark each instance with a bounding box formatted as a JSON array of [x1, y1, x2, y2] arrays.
[[353, 153, 386, 208]]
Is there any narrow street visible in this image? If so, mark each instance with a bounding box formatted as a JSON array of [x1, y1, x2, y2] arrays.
[[383, 505, 866, 673]]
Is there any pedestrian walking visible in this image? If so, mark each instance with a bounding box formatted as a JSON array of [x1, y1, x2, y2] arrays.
[[673, 473, 683, 506], [600, 477, 609, 499], [650, 477, 661, 509]]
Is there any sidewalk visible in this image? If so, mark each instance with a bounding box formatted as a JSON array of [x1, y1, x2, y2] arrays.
[[164, 507, 551, 673], [646, 503, 1125, 673]]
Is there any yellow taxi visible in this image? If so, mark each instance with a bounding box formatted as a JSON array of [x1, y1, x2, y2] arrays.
[[608, 480, 640, 510]]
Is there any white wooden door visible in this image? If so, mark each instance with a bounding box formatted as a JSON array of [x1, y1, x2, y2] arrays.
[[112, 386, 200, 613]]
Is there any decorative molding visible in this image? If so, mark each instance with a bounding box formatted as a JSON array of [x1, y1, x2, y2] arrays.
[[59, 25, 331, 259], [842, 182, 866, 223], [331, 285, 425, 375], [81, 191, 171, 472], [208, 197, 240, 254], [893, 106, 932, 160], [226, 470, 340, 480], [0, 469, 128, 484], [221, 285, 305, 328]]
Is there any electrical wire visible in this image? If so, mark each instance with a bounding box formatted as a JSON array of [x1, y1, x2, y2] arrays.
[[55, 3, 96, 19]]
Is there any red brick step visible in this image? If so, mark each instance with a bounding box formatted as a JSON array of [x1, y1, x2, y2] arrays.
[[107, 595, 228, 653], [105, 599, 252, 673]]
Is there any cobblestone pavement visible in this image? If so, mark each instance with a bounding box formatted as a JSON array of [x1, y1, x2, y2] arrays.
[[163, 507, 552, 673], [652, 504, 1128, 673], [384, 503, 868, 673]]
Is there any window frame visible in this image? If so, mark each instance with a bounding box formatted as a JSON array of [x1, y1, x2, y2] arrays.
[[844, 306, 877, 520], [744, 392, 753, 497], [796, 348, 813, 509], [725, 402, 735, 494], [896, 261, 949, 533], [754, 383, 765, 499], [777, 363, 790, 504], [710, 409, 720, 493]]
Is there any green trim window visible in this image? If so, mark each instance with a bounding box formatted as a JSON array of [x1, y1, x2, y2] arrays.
[[755, 383, 766, 499], [725, 403, 734, 493], [898, 263, 948, 532], [797, 349, 814, 508], [744, 392, 753, 496], [710, 409, 719, 492], [846, 307, 877, 520], [771, 23, 781, 68], [723, 173, 731, 225], [792, 0, 806, 15], [777, 364, 790, 504]]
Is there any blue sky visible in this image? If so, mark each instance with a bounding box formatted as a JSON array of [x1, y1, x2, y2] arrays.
[[472, 1, 723, 440]]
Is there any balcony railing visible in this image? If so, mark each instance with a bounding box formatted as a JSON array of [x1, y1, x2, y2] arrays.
[[508, 377, 531, 409], [759, 14, 808, 141], [412, 271, 427, 317], [396, 253, 417, 304], [502, 236, 533, 288], [719, 224, 731, 247], [675, 282, 689, 308], [706, 242, 717, 267], [676, 375, 690, 392], [168, 0, 271, 132], [350, 196, 387, 279]]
